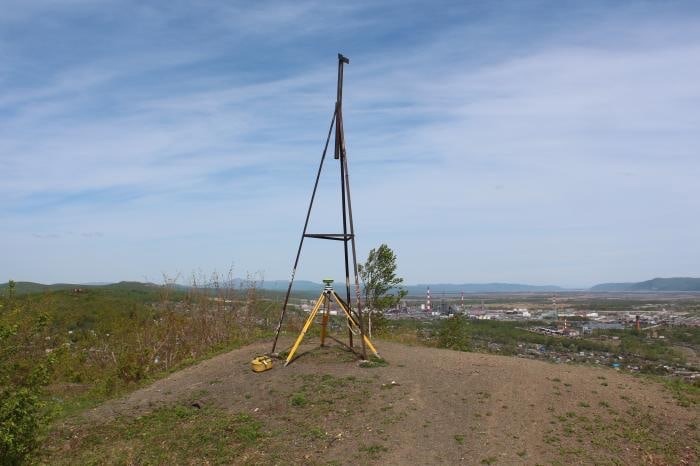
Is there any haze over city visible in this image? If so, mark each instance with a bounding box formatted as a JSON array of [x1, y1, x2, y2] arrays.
[[2, 0, 699, 287]]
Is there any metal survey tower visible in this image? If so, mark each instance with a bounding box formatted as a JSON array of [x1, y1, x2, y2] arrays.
[[271, 53, 368, 360]]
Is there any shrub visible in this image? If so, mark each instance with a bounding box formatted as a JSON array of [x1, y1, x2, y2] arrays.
[[436, 316, 471, 351], [0, 387, 45, 465], [0, 311, 54, 465]]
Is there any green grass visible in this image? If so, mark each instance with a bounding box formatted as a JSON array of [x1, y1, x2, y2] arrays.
[[286, 373, 371, 416], [41, 405, 266, 465], [306, 426, 326, 439], [290, 392, 308, 407], [359, 443, 388, 459], [359, 355, 389, 368], [232, 413, 264, 443]]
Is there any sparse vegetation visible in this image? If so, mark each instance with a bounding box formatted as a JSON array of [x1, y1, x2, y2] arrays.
[[359, 443, 388, 459], [658, 377, 700, 407], [290, 393, 308, 407], [548, 395, 698, 465], [306, 426, 326, 439], [41, 405, 265, 465], [0, 276, 294, 463], [1, 275, 284, 399], [3, 279, 698, 465], [359, 355, 389, 368]]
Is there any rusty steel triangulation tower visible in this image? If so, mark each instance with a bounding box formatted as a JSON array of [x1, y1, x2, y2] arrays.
[[271, 53, 370, 362]]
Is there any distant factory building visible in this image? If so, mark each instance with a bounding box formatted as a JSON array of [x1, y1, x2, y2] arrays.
[[582, 322, 624, 333]]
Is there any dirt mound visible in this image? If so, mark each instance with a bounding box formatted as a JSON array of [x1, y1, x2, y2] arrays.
[[53, 339, 698, 465]]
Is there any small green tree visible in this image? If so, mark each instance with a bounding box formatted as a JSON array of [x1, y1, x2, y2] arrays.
[[358, 244, 405, 337], [437, 315, 471, 351], [1, 280, 16, 314]]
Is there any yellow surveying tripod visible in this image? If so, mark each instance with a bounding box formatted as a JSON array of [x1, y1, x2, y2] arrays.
[[285, 279, 379, 366]]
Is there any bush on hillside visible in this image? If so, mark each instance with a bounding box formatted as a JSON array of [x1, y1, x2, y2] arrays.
[[1, 283, 54, 465], [437, 315, 471, 351]]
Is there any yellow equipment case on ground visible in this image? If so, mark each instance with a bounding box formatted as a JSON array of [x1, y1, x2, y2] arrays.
[[251, 355, 273, 372]]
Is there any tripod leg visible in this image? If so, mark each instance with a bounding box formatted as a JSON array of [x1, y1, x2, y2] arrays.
[[331, 291, 380, 358], [320, 298, 330, 347], [362, 334, 380, 358], [285, 293, 325, 366]]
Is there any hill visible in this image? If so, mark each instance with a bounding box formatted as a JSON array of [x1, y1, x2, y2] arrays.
[[5, 276, 700, 296], [0, 281, 80, 294], [0, 280, 164, 295], [42, 339, 698, 465], [591, 277, 700, 292], [0, 279, 567, 298]]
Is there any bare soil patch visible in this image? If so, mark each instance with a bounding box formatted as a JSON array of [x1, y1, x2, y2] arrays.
[[45, 339, 698, 465]]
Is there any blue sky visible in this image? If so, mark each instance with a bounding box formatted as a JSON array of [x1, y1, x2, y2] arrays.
[[2, 0, 699, 288]]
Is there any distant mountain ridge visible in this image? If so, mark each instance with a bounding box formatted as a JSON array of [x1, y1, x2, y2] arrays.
[[2, 277, 699, 295], [0, 279, 566, 295], [0, 281, 164, 295], [590, 277, 700, 292]]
